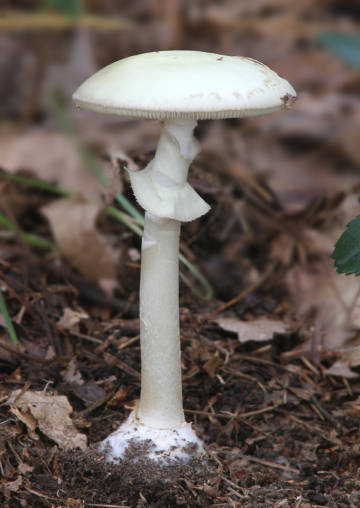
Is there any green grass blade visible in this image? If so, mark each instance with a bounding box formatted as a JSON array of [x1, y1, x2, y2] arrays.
[[20, 232, 55, 249], [0, 169, 71, 196], [0, 290, 19, 345], [179, 253, 213, 301], [106, 205, 144, 237], [115, 192, 144, 225], [0, 211, 55, 249], [0, 211, 15, 230]]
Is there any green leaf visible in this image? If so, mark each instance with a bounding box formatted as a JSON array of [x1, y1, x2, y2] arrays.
[[316, 31, 360, 68], [332, 215, 360, 275]]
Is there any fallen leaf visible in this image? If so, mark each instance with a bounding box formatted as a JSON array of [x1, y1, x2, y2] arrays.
[[286, 262, 360, 351], [8, 389, 87, 451], [341, 345, 360, 368], [62, 357, 84, 386], [325, 360, 358, 379], [2, 476, 23, 496], [215, 317, 288, 343], [72, 381, 106, 404], [203, 354, 223, 377], [58, 307, 89, 331], [18, 462, 34, 475], [9, 407, 38, 440], [0, 129, 121, 202], [42, 198, 119, 293], [107, 386, 132, 407]]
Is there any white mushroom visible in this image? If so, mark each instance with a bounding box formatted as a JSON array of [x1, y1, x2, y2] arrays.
[[73, 50, 296, 467]]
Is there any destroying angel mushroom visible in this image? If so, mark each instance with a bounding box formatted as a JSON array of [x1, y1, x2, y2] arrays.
[[73, 50, 296, 466]]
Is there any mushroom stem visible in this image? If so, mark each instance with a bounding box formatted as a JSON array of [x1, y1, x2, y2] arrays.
[[133, 120, 208, 429], [152, 119, 200, 188], [137, 212, 183, 429], [128, 119, 210, 222], [99, 118, 207, 462]]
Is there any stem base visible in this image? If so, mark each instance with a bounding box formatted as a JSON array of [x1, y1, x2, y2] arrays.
[[100, 411, 206, 465]]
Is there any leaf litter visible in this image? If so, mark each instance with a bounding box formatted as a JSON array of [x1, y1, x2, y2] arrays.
[[7, 389, 87, 451]]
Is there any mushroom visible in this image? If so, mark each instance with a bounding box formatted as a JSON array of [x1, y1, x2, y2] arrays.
[[73, 50, 296, 467]]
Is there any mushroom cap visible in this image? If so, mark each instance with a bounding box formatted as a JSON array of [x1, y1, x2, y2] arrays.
[[73, 50, 296, 120]]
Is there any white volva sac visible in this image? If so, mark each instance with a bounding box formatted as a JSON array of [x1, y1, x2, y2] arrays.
[[73, 50, 296, 466]]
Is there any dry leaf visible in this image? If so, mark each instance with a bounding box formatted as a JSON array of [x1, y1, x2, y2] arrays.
[[0, 129, 121, 202], [326, 360, 358, 379], [203, 355, 223, 377], [63, 357, 84, 386], [215, 317, 288, 343], [18, 462, 34, 475], [72, 382, 106, 404], [2, 476, 23, 495], [286, 262, 359, 351], [9, 407, 38, 440], [42, 198, 118, 292], [107, 386, 132, 407], [8, 390, 87, 451], [58, 307, 89, 330]]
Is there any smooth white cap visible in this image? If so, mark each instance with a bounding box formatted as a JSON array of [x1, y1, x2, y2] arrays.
[[73, 50, 296, 120]]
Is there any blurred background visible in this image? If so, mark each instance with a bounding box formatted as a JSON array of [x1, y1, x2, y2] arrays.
[[1, 0, 360, 369]]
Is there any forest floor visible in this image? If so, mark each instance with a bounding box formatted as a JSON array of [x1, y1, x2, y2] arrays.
[[1, 1, 360, 506]]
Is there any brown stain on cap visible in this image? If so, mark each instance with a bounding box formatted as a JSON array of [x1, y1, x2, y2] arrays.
[[281, 93, 297, 108]]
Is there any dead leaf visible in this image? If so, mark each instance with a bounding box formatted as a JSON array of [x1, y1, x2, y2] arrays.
[[286, 262, 360, 351], [215, 317, 288, 343], [9, 407, 38, 440], [72, 381, 106, 404], [8, 389, 87, 451], [107, 386, 132, 407], [0, 129, 121, 202], [42, 198, 119, 293], [58, 307, 89, 330], [18, 462, 34, 475], [62, 357, 84, 386], [2, 476, 23, 496], [325, 360, 358, 379], [203, 354, 223, 377]]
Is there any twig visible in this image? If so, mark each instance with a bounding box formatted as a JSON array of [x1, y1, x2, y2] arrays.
[[185, 404, 277, 420], [240, 454, 300, 474], [69, 330, 103, 344], [0, 340, 52, 364], [201, 268, 272, 323], [221, 477, 244, 499], [25, 486, 130, 507], [78, 391, 118, 417], [310, 396, 342, 432]]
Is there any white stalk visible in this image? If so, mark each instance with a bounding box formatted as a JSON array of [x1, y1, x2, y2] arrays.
[[137, 212, 183, 428], [100, 119, 208, 462], [135, 119, 208, 429]]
